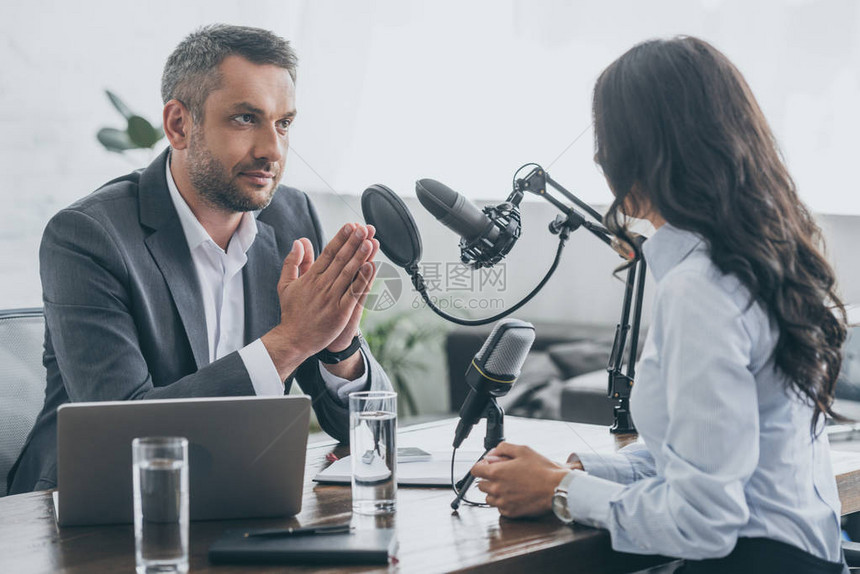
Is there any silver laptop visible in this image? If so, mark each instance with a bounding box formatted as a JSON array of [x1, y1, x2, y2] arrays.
[[55, 395, 310, 526]]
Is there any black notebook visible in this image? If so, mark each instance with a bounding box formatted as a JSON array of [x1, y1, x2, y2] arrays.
[[208, 528, 397, 566]]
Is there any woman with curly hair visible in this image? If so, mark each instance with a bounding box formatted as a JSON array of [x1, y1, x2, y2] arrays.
[[471, 36, 848, 573]]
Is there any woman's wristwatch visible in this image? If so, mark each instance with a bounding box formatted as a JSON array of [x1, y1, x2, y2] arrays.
[[552, 470, 578, 524]]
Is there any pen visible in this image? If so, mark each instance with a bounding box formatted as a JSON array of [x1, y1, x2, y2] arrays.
[[243, 523, 353, 538]]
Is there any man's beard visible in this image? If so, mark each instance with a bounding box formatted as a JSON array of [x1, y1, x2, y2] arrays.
[[186, 131, 281, 213]]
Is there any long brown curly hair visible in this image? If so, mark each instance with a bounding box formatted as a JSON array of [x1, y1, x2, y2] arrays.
[[593, 36, 847, 431]]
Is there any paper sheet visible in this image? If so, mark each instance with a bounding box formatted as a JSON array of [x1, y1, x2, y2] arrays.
[[314, 451, 482, 486]]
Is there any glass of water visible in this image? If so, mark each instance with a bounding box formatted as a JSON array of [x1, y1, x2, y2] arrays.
[[349, 391, 397, 515], [132, 437, 189, 574]]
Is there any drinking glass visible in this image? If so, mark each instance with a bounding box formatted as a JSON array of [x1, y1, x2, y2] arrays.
[[349, 391, 397, 514], [132, 437, 189, 574]]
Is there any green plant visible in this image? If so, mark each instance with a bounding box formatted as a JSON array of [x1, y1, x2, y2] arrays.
[[96, 90, 164, 153], [361, 311, 444, 417]]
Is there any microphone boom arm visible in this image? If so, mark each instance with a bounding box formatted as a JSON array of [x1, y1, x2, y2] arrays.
[[515, 165, 644, 434], [517, 166, 614, 247], [405, 163, 646, 435]]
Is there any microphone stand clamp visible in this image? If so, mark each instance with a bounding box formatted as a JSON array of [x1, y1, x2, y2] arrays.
[[459, 195, 523, 269], [450, 398, 505, 510]]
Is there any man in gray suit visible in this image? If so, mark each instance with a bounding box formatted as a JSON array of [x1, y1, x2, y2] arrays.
[[8, 25, 392, 494]]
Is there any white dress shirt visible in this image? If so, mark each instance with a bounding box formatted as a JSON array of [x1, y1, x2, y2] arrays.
[[569, 223, 843, 562], [165, 159, 368, 401]]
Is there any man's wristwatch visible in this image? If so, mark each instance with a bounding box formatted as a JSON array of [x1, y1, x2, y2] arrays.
[[315, 334, 363, 364], [552, 470, 578, 524]]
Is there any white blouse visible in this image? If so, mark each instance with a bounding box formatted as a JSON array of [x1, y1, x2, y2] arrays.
[[571, 223, 842, 562]]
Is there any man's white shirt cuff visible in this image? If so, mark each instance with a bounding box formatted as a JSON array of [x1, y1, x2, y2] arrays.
[[318, 349, 370, 403], [239, 339, 286, 396], [240, 340, 370, 403]]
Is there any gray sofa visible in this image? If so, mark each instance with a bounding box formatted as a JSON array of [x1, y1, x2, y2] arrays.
[[445, 321, 860, 426]]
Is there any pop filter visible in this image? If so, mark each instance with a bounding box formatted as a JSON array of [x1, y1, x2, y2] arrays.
[[361, 184, 423, 270], [361, 182, 540, 327]]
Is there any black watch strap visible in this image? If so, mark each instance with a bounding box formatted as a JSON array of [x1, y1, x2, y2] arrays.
[[315, 334, 363, 365]]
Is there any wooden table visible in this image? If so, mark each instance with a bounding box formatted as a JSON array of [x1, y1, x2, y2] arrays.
[[3, 416, 860, 574]]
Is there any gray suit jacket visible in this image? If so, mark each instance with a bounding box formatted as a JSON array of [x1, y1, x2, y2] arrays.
[[8, 148, 390, 494]]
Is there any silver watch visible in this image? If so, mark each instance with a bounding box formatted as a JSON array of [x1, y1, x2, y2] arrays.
[[552, 471, 577, 524]]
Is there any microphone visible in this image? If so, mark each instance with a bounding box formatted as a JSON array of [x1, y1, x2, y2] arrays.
[[453, 319, 536, 448], [416, 179, 521, 269], [361, 183, 530, 326], [416, 179, 499, 243]]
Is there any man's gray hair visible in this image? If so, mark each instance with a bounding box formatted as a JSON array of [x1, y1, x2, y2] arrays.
[[161, 24, 298, 120]]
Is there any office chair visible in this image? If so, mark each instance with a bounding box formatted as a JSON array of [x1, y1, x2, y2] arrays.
[[0, 308, 46, 496]]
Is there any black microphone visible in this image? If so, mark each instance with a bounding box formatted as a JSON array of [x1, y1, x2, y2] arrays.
[[416, 179, 521, 269], [416, 179, 500, 243], [453, 319, 536, 449]]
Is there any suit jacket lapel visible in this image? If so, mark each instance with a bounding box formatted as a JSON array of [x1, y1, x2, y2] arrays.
[[139, 148, 209, 368], [243, 219, 282, 343]]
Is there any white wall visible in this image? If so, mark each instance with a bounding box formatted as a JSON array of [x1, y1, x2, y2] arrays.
[[2, 0, 860, 414], [3, 0, 860, 307]]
